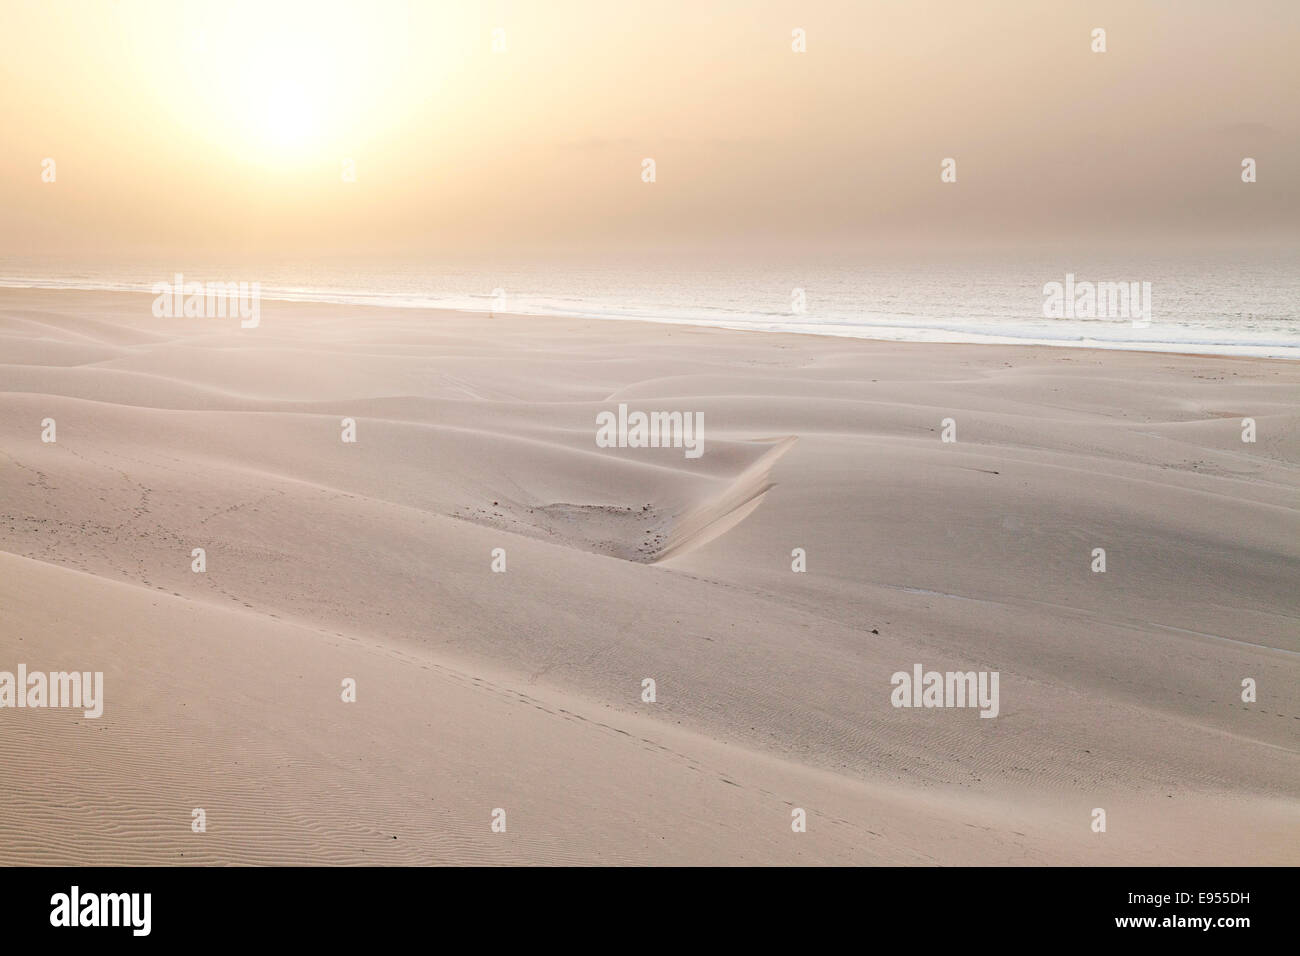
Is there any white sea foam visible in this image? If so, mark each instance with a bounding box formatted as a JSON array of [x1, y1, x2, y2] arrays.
[[2, 255, 1296, 358]]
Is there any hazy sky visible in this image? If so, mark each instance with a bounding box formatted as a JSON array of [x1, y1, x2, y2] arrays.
[[2, 0, 1296, 260]]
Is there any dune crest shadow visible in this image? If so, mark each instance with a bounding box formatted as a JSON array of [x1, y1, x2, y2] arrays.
[[451, 436, 798, 563]]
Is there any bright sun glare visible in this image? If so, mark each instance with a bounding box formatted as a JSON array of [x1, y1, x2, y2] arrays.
[[263, 80, 322, 149], [170, 1, 415, 162]]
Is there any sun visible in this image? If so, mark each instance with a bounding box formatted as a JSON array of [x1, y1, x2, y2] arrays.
[[111, 0, 477, 169], [163, 0, 418, 164], [224, 37, 341, 160], [262, 79, 323, 151]]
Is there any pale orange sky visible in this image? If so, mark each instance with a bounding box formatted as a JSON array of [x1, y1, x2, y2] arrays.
[[1, 0, 1296, 259]]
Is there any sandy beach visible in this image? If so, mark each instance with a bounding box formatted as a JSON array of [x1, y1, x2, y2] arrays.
[[0, 287, 1296, 865]]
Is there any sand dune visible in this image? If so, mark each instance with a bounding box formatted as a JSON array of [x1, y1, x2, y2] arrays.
[[1, 288, 1296, 865]]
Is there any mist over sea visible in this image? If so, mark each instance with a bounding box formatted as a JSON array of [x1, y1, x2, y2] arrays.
[[3, 250, 1297, 357]]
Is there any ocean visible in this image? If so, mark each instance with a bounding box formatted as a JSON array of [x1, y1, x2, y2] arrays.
[[2, 250, 1297, 358]]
